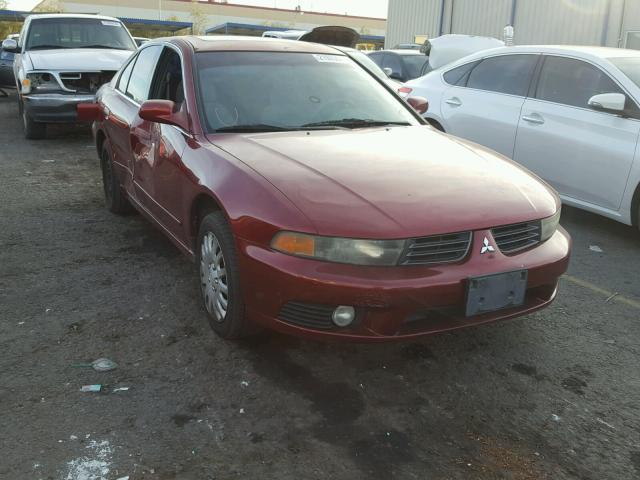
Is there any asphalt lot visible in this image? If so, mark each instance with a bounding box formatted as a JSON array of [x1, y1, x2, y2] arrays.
[[1, 89, 640, 480]]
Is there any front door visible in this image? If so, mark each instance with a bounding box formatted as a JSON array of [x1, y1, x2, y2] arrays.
[[514, 55, 640, 212]]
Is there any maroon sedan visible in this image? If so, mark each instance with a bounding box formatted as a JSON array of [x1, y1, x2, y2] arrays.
[[81, 36, 570, 341]]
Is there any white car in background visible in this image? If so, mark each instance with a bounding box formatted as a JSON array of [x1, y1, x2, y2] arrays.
[[3, 13, 136, 139], [402, 45, 640, 230]]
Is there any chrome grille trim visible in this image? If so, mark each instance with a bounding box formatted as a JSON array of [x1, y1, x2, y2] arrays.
[[399, 231, 472, 265], [492, 221, 541, 254]]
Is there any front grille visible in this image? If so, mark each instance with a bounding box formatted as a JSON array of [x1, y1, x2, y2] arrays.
[[59, 71, 117, 93], [278, 302, 336, 330], [492, 221, 541, 254], [400, 231, 472, 265]]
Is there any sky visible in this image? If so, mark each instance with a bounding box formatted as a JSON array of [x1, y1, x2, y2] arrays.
[[6, 0, 389, 18]]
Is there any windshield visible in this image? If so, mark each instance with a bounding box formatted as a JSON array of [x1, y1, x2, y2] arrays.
[[196, 52, 418, 133], [25, 18, 136, 51], [402, 54, 429, 79], [609, 56, 640, 89], [347, 50, 390, 83]]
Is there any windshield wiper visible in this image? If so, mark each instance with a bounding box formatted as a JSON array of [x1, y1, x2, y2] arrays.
[[28, 45, 70, 50], [79, 45, 129, 50], [214, 123, 348, 133], [302, 118, 411, 129]]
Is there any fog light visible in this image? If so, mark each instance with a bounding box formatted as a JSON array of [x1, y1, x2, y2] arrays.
[[332, 306, 355, 327]]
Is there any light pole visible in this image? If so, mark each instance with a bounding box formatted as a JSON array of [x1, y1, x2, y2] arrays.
[[159, 0, 163, 20]]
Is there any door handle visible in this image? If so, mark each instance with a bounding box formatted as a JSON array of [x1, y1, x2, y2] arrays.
[[445, 97, 462, 107], [522, 114, 545, 125]]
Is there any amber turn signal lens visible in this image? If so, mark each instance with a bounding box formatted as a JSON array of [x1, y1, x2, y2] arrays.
[[271, 232, 315, 256]]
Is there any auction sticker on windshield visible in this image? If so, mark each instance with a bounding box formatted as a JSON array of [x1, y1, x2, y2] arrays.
[[101, 21, 122, 27], [313, 54, 350, 63]]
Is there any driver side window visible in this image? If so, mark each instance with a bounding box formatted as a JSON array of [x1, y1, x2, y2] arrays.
[[149, 47, 185, 109], [536, 56, 624, 109]]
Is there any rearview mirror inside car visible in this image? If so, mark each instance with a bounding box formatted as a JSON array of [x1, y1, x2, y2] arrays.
[[588, 93, 626, 113], [1, 38, 18, 53]]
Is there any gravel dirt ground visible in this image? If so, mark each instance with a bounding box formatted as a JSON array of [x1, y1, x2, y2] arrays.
[[1, 90, 640, 480]]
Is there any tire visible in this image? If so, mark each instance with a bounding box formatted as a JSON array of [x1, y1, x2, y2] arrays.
[[196, 211, 252, 339], [100, 143, 132, 214], [22, 107, 46, 140], [427, 119, 445, 132]]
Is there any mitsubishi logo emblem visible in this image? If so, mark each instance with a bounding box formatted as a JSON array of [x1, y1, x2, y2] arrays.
[[480, 237, 495, 254]]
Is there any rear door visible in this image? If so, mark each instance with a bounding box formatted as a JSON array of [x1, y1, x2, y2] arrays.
[[440, 54, 539, 158], [514, 55, 640, 211], [104, 45, 162, 198]]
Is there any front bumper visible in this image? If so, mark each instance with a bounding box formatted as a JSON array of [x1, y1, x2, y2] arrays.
[[22, 93, 96, 123], [238, 227, 571, 342]]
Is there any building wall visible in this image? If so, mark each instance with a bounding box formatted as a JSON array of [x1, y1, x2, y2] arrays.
[[386, 0, 640, 49], [47, 0, 386, 36], [386, 0, 440, 48], [513, 0, 610, 46], [447, 0, 512, 39]]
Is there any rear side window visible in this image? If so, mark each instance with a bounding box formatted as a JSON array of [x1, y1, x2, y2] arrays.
[[402, 55, 429, 80], [382, 53, 403, 77], [126, 45, 162, 103], [368, 52, 384, 67], [536, 56, 623, 108], [443, 61, 480, 86], [467, 55, 538, 96]]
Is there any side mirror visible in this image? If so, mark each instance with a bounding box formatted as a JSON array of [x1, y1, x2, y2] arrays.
[[407, 96, 428, 114], [139, 100, 188, 131], [588, 93, 626, 113], [77, 103, 103, 122], [383, 67, 393, 77], [389, 71, 403, 81], [2, 38, 18, 53]]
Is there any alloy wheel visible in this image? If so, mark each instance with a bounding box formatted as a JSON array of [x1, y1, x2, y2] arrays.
[[200, 231, 229, 322]]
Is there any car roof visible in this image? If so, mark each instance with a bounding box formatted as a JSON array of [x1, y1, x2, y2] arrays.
[[27, 13, 123, 22], [181, 35, 343, 54], [372, 49, 425, 56], [461, 44, 640, 61]]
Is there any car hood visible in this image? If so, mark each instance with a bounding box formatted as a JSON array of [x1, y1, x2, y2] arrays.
[[26, 48, 133, 71], [209, 126, 559, 238]]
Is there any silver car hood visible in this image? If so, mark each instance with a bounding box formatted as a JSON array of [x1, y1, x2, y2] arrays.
[[26, 48, 134, 71]]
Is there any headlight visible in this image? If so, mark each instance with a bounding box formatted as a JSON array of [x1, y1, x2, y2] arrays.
[[540, 207, 561, 242], [271, 231, 406, 266], [23, 72, 62, 94]]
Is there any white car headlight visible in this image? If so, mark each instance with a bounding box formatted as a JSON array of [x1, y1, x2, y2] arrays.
[[24, 72, 62, 94], [271, 231, 405, 266], [540, 208, 561, 242]]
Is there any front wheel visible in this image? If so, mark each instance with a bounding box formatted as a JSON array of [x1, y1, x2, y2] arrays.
[[197, 211, 252, 339], [22, 108, 46, 140]]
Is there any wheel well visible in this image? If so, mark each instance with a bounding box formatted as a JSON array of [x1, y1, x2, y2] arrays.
[[190, 194, 222, 247], [631, 182, 640, 228], [95, 129, 106, 159], [426, 118, 445, 132]]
